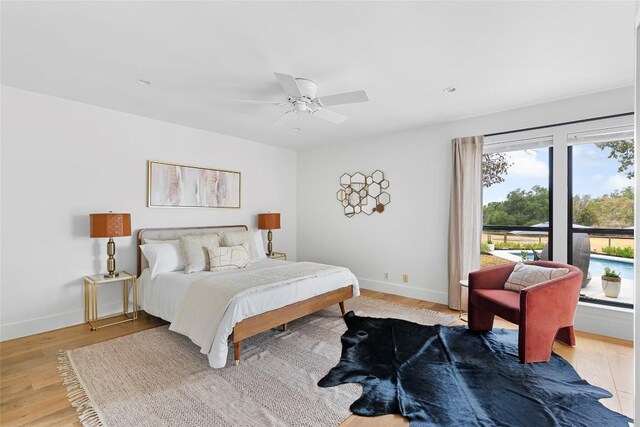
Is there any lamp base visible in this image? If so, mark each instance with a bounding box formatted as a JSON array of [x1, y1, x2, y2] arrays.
[[105, 238, 119, 278], [267, 229, 273, 256]]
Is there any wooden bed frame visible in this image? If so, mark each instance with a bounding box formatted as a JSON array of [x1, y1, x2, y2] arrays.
[[137, 225, 353, 366]]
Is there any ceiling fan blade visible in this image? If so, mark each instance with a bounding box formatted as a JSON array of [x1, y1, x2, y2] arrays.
[[272, 110, 296, 127], [274, 72, 302, 98], [315, 90, 369, 107], [311, 107, 348, 124], [231, 99, 288, 107]]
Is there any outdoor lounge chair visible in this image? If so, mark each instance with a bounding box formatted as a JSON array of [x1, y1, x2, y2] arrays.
[[534, 233, 591, 288]]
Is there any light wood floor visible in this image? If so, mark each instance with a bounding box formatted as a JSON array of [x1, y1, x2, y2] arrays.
[[0, 289, 634, 426]]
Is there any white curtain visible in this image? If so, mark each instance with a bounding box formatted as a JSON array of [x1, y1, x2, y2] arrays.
[[448, 136, 483, 310]]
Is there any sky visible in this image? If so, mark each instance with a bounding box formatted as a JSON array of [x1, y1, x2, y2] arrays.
[[483, 143, 635, 205]]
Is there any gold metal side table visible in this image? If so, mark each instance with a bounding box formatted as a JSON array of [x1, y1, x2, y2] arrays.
[[84, 271, 137, 330], [268, 252, 287, 260]]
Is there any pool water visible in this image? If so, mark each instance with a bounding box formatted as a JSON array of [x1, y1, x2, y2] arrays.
[[589, 257, 634, 280], [509, 252, 634, 280]]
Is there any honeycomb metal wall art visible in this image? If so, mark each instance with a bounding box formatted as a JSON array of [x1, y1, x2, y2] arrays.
[[336, 170, 390, 217]]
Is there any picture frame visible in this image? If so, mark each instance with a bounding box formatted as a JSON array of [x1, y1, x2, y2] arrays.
[[147, 160, 241, 208]]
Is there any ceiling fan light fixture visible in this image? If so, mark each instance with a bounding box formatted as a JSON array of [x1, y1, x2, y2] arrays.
[[238, 72, 369, 126], [294, 78, 318, 99]]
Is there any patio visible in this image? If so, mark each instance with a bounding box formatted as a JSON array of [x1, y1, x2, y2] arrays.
[[579, 275, 634, 306]]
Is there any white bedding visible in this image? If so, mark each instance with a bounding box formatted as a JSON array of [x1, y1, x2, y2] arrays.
[[137, 259, 359, 368]]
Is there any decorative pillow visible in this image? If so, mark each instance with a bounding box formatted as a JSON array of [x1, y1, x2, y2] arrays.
[[504, 263, 569, 291], [180, 234, 220, 273], [253, 230, 267, 259], [207, 243, 251, 271], [140, 241, 185, 278], [220, 230, 260, 262]]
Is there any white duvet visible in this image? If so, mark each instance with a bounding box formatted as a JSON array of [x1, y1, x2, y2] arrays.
[[137, 259, 359, 368]]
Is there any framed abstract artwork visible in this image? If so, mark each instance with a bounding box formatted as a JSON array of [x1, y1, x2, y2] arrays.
[[147, 161, 241, 208]]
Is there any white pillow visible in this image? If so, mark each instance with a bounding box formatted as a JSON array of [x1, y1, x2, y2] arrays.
[[140, 241, 185, 278], [220, 230, 260, 262], [253, 230, 267, 259], [207, 243, 251, 271], [504, 263, 569, 292], [144, 238, 179, 245], [180, 234, 220, 273]]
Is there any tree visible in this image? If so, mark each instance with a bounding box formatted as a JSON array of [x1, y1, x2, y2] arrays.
[[486, 185, 634, 228], [572, 187, 634, 228], [595, 139, 634, 179], [572, 195, 598, 226], [483, 186, 549, 226], [590, 187, 634, 228], [482, 153, 512, 188]]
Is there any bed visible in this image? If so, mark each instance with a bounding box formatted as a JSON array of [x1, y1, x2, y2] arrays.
[[137, 225, 359, 368]]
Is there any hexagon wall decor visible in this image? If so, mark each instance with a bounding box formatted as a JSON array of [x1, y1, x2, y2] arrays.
[[337, 170, 390, 217]]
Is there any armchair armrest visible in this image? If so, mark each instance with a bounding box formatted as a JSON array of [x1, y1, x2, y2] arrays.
[[520, 270, 583, 325], [469, 263, 517, 291]]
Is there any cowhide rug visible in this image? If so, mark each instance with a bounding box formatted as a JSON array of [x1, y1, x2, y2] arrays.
[[318, 312, 632, 426]]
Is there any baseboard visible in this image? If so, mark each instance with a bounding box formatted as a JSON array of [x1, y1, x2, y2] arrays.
[[574, 302, 634, 341], [0, 302, 125, 341], [358, 278, 448, 305]]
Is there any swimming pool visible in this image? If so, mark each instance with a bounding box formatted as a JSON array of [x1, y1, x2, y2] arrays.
[[588, 256, 634, 280], [509, 252, 634, 280]]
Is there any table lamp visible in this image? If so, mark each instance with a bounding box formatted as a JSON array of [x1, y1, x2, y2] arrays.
[[90, 212, 131, 278], [258, 212, 281, 256]]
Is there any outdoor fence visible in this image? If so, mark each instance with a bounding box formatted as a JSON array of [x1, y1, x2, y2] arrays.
[[482, 232, 634, 255]]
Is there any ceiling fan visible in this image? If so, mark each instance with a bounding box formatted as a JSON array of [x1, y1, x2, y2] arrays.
[[233, 72, 369, 127]]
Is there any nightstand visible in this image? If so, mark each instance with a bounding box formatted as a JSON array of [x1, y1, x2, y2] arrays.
[[268, 252, 287, 260], [83, 271, 137, 330]]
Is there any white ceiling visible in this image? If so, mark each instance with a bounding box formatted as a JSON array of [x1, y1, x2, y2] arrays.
[[1, 1, 636, 149]]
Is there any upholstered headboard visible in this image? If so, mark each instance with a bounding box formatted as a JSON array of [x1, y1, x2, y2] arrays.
[[137, 225, 248, 275]]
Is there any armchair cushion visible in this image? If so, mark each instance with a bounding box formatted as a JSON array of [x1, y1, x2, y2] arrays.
[[504, 262, 569, 292], [470, 289, 520, 324]]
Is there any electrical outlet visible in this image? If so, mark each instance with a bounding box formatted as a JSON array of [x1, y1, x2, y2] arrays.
[[403, 274, 409, 283], [384, 272, 389, 280]]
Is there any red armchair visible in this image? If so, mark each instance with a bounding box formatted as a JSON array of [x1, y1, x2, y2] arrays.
[[468, 261, 583, 363]]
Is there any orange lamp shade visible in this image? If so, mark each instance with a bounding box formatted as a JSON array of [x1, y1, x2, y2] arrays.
[[90, 213, 132, 238], [258, 213, 281, 230]]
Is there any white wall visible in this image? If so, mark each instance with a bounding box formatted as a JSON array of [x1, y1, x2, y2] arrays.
[[298, 124, 452, 303], [298, 86, 634, 338], [0, 86, 297, 340]]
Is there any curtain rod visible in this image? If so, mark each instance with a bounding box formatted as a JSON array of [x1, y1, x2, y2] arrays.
[[484, 112, 634, 138]]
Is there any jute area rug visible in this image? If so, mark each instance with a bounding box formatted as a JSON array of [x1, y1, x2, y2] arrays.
[[59, 296, 455, 427]]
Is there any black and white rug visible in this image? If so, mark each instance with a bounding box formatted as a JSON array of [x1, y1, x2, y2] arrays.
[[319, 312, 632, 426]]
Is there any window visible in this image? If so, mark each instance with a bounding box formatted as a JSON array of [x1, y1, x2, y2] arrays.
[[481, 136, 553, 269], [568, 126, 635, 308], [479, 113, 634, 309]]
